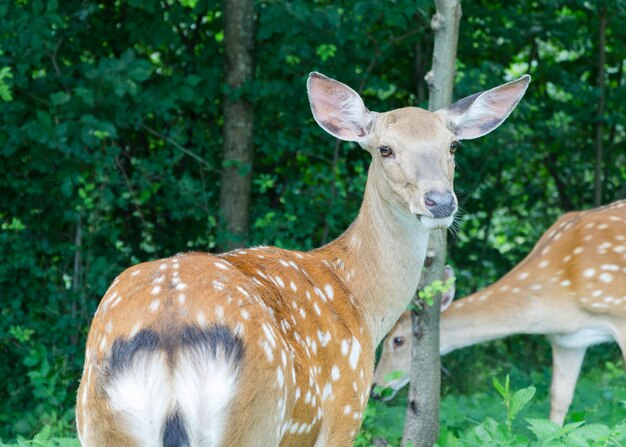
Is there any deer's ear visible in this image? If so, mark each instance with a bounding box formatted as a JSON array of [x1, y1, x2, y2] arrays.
[[307, 72, 374, 144], [440, 264, 456, 312], [435, 75, 530, 140]]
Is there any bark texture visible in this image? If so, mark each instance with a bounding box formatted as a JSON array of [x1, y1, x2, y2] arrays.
[[594, 4, 606, 207], [219, 0, 255, 250], [402, 1, 461, 445]]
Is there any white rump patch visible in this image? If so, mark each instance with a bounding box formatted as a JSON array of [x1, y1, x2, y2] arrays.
[[106, 351, 174, 446], [173, 341, 241, 446]]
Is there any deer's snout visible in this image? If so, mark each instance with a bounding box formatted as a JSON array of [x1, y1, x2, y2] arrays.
[[424, 190, 456, 218]]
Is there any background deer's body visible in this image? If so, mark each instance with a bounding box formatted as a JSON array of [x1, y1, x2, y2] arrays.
[[373, 200, 626, 425], [77, 72, 529, 446]]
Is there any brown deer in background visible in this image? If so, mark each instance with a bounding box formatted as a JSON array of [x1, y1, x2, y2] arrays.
[[372, 200, 626, 425]]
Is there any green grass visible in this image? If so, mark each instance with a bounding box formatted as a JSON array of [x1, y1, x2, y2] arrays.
[[357, 361, 626, 446], [3, 363, 625, 446]]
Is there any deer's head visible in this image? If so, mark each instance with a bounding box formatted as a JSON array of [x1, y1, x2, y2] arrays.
[[307, 73, 530, 230]]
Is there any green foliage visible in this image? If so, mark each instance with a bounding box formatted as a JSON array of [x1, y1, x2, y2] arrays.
[[0, 426, 79, 447], [415, 276, 455, 307], [358, 363, 626, 446]]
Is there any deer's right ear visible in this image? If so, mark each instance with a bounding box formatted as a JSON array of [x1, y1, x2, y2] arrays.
[[435, 75, 530, 140], [307, 72, 374, 144], [440, 264, 456, 312]]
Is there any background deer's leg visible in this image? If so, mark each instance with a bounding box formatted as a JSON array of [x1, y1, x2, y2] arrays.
[[549, 341, 586, 426]]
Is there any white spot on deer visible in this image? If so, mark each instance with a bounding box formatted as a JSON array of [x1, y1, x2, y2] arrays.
[[129, 322, 142, 337], [573, 246, 584, 255], [322, 383, 333, 401], [530, 284, 542, 291], [150, 300, 160, 312], [213, 280, 225, 291], [538, 260, 549, 268], [153, 275, 165, 284], [563, 255, 572, 263], [341, 339, 349, 356], [105, 321, 113, 334], [275, 276, 285, 288], [299, 308, 306, 319], [614, 245, 626, 253], [263, 323, 277, 348], [597, 223, 609, 230], [583, 268, 596, 278], [261, 340, 274, 362], [313, 302, 321, 316], [560, 280, 571, 287], [517, 272, 529, 281], [99, 336, 107, 352], [151, 286, 161, 295], [277, 367, 284, 388], [111, 295, 122, 308], [317, 330, 331, 347], [178, 294, 186, 305], [499, 285, 510, 292], [214, 261, 230, 270], [604, 296, 614, 303], [197, 311, 206, 326], [131, 270, 141, 277], [343, 404, 352, 416], [279, 260, 289, 267], [324, 284, 334, 300], [159, 263, 167, 270], [592, 290, 602, 297], [215, 305, 225, 321], [541, 246, 550, 256], [331, 366, 340, 381], [240, 309, 250, 320], [600, 273, 613, 283], [349, 337, 361, 370], [290, 281, 298, 292], [601, 264, 619, 271]]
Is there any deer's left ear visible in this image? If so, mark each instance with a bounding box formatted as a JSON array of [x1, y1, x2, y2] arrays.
[[307, 72, 374, 145], [435, 75, 530, 140], [440, 264, 456, 312]]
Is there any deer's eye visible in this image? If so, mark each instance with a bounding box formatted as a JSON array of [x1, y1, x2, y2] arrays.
[[378, 145, 394, 158], [392, 336, 405, 348], [450, 141, 460, 154]]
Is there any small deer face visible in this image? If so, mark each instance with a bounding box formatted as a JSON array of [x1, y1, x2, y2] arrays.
[[307, 72, 530, 230]]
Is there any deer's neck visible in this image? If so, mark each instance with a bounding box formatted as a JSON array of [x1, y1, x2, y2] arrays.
[[316, 172, 430, 346], [440, 282, 548, 354]]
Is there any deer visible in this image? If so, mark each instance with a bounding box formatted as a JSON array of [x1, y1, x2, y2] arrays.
[[372, 200, 626, 426], [76, 71, 529, 446]]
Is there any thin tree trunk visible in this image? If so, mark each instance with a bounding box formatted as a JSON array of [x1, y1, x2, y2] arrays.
[[219, 0, 255, 250], [594, 4, 606, 207], [402, 1, 461, 445]]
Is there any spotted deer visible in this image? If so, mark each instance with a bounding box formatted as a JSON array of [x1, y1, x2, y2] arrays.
[[372, 200, 626, 425], [76, 72, 529, 446]]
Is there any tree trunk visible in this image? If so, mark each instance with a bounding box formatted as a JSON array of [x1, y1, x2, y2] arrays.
[[594, 4, 606, 207], [402, 1, 461, 446], [219, 0, 255, 251]]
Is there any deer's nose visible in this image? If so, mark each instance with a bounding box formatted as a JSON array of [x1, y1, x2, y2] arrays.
[[424, 190, 455, 218]]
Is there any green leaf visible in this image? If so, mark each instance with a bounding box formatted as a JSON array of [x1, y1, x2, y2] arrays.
[[510, 386, 535, 419], [527, 418, 562, 441], [50, 91, 70, 106]]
